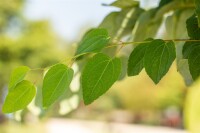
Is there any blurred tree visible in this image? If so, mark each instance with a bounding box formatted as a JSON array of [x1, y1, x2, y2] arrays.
[[0, 0, 66, 122], [0, 0, 24, 32]]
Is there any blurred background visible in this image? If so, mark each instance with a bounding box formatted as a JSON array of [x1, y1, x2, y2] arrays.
[[0, 0, 197, 133]]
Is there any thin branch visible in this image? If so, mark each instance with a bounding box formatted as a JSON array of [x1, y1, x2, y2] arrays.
[[30, 38, 200, 71]]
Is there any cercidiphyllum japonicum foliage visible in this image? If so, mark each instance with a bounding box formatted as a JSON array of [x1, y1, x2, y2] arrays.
[[2, 0, 200, 130]]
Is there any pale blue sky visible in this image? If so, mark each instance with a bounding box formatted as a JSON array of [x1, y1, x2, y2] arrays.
[[24, 0, 159, 41]]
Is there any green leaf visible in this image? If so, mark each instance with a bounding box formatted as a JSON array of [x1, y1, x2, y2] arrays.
[[128, 39, 153, 76], [177, 59, 193, 86], [2, 80, 36, 113], [144, 40, 176, 84], [183, 41, 200, 59], [42, 64, 74, 108], [195, 0, 200, 27], [75, 28, 110, 55], [186, 15, 200, 39], [188, 45, 200, 80], [109, 0, 139, 9], [118, 56, 128, 80], [8, 66, 30, 91], [81, 53, 121, 105], [165, 9, 194, 39], [133, 9, 162, 41], [158, 0, 173, 8], [99, 8, 143, 39], [99, 12, 120, 38]]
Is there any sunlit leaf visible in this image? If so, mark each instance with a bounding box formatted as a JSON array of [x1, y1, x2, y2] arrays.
[[99, 8, 143, 39], [75, 28, 110, 55], [118, 56, 128, 80], [177, 59, 193, 86], [99, 12, 120, 38], [8, 66, 30, 91], [42, 64, 74, 108], [133, 9, 162, 41], [2, 80, 36, 113], [81, 53, 121, 105], [185, 78, 200, 132], [165, 9, 194, 39]]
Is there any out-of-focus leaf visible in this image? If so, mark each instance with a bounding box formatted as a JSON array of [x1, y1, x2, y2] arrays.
[[185, 78, 200, 133], [166, 9, 194, 86], [99, 12, 120, 38], [109, 0, 139, 9], [133, 9, 162, 41], [118, 56, 128, 80], [8, 66, 30, 91], [75, 28, 110, 55], [158, 0, 173, 8], [2, 80, 36, 113], [186, 15, 200, 39]]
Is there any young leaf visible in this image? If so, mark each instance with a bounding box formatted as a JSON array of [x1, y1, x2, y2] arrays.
[[182, 41, 200, 59], [144, 40, 176, 84], [8, 66, 30, 91], [186, 15, 200, 39], [42, 64, 74, 108], [75, 28, 110, 55], [128, 39, 153, 76], [81, 53, 121, 105], [188, 46, 200, 80], [2, 80, 36, 113]]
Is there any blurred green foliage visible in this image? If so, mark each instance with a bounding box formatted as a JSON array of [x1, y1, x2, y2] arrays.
[[0, 0, 66, 116], [0, 0, 24, 31]]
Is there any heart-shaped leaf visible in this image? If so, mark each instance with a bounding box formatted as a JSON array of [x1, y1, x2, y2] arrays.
[[2, 80, 36, 113], [42, 64, 74, 108], [8, 66, 30, 91], [128, 39, 153, 76], [144, 39, 176, 84], [81, 53, 121, 105]]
